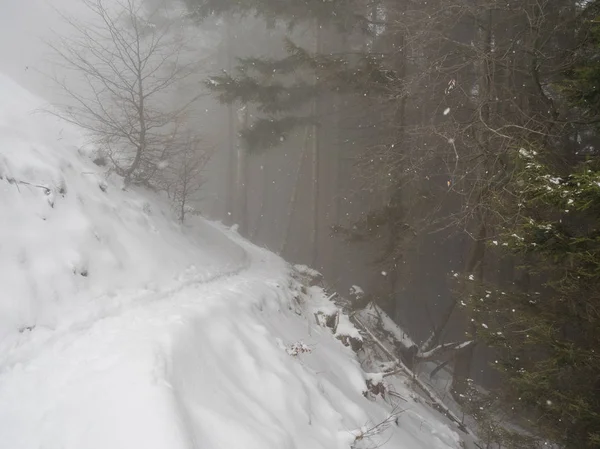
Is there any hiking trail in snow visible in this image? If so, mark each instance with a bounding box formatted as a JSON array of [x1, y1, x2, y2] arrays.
[[0, 72, 465, 449]]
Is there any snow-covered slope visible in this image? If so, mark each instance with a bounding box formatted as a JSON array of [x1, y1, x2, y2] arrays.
[[0, 74, 465, 449], [0, 73, 244, 339]]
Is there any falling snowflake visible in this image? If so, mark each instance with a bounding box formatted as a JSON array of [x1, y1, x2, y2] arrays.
[[444, 79, 456, 95]]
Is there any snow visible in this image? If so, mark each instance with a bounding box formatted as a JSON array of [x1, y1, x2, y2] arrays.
[[349, 284, 364, 297], [0, 73, 465, 449], [294, 263, 322, 279], [305, 285, 363, 342], [357, 303, 416, 349], [335, 312, 363, 341], [0, 73, 246, 339]]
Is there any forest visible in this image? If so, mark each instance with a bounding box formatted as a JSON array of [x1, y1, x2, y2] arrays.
[[181, 1, 600, 447], [2, 0, 599, 447]]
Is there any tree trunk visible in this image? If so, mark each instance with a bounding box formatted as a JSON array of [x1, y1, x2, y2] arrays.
[[225, 17, 236, 226], [280, 127, 311, 256], [384, 0, 407, 322], [310, 20, 322, 268], [324, 92, 342, 280], [250, 155, 269, 241], [451, 5, 493, 401], [235, 106, 249, 234]]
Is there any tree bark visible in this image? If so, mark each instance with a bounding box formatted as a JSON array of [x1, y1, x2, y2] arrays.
[[450, 4, 493, 401], [281, 127, 311, 256], [225, 16, 236, 226], [235, 106, 249, 234], [250, 155, 269, 241], [310, 20, 322, 268]]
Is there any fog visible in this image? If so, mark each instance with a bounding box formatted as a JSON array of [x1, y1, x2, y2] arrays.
[[0, 0, 85, 100], [5, 4, 593, 444], [0, 0, 473, 381]]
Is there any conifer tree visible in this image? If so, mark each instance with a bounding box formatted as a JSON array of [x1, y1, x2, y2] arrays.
[[187, 3, 600, 445], [460, 3, 600, 446], [465, 147, 600, 448]]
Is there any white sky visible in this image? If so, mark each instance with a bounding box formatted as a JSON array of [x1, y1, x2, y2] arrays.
[[0, 0, 90, 101]]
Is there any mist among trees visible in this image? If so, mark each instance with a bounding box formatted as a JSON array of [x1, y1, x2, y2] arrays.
[[37, 0, 600, 447]]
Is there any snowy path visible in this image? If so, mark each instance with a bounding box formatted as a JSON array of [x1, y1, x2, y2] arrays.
[[0, 231, 463, 449], [0, 232, 283, 449], [0, 73, 464, 449]]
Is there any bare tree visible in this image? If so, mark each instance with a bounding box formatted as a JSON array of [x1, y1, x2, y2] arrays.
[[46, 0, 199, 185], [279, 127, 311, 256], [162, 133, 212, 223]]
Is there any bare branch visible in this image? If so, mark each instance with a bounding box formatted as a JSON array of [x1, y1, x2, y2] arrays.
[[45, 0, 198, 183]]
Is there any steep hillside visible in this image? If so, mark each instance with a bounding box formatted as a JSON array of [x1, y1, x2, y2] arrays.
[[0, 74, 468, 449]]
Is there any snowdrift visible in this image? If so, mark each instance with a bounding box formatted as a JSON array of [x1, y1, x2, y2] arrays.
[[0, 73, 466, 449], [0, 72, 244, 339]]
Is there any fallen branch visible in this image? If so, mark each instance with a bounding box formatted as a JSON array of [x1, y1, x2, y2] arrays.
[[351, 405, 404, 446], [351, 314, 472, 435], [430, 359, 452, 379], [417, 340, 474, 361], [5, 177, 51, 195]]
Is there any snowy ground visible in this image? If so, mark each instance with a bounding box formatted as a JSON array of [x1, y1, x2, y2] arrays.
[[0, 73, 466, 449]]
